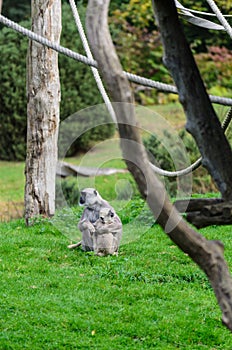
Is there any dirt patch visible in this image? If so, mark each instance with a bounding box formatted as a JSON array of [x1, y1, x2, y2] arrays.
[[0, 201, 24, 222]]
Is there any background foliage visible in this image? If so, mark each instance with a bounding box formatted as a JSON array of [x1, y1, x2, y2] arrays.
[[109, 0, 232, 102], [0, 3, 114, 161], [0, 0, 232, 160]]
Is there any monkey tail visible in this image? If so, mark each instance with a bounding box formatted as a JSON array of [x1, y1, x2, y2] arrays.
[[67, 241, 82, 249]]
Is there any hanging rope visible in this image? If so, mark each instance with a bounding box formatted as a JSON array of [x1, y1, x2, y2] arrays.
[[68, 0, 117, 123], [0, 3, 231, 178], [67, 3, 232, 177], [222, 106, 232, 132], [0, 14, 232, 107], [206, 0, 232, 39]]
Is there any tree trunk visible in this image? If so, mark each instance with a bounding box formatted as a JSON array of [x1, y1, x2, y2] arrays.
[[25, 0, 61, 224], [86, 0, 232, 332], [152, 0, 232, 201]]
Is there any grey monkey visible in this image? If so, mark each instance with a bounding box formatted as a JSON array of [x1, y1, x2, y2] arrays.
[[93, 207, 122, 256], [68, 188, 122, 252]]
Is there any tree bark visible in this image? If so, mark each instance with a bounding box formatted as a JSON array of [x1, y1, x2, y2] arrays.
[[152, 0, 232, 201], [86, 0, 232, 332], [174, 198, 224, 213], [25, 0, 61, 224]]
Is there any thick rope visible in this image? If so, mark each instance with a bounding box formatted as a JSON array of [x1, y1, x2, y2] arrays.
[[0, 14, 232, 107], [0, 14, 96, 66], [206, 0, 232, 39], [0, 12, 231, 177], [222, 106, 232, 132], [68, 0, 117, 123], [124, 72, 232, 106], [61, 2, 232, 177]]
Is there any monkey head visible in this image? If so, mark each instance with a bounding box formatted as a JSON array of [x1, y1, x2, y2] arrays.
[[79, 188, 103, 208], [99, 207, 115, 224]]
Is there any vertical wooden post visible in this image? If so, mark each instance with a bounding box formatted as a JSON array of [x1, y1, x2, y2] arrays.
[[25, 0, 61, 224]]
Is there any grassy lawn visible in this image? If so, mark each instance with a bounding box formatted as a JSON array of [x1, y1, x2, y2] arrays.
[[1, 102, 232, 347], [1, 215, 232, 349], [0, 162, 25, 202], [1, 101, 229, 221], [0, 162, 25, 221]]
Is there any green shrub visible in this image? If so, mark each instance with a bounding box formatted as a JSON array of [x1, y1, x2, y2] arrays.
[[143, 129, 202, 196], [195, 46, 232, 92], [0, 3, 114, 161], [55, 177, 80, 208], [0, 22, 28, 160], [143, 132, 177, 196], [109, 4, 172, 85]]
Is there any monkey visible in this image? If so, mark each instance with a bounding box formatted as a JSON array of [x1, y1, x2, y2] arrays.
[[93, 207, 122, 256], [68, 188, 122, 252]]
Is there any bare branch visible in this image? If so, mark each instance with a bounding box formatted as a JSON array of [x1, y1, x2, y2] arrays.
[[152, 0, 232, 201], [86, 0, 232, 332]]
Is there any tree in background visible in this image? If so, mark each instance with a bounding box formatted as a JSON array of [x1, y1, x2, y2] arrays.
[[0, 3, 114, 161], [25, 0, 61, 223]]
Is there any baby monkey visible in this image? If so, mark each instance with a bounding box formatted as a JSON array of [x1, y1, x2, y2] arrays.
[[93, 207, 122, 256]]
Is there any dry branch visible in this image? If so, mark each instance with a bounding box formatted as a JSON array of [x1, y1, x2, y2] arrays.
[[86, 0, 232, 331], [174, 198, 224, 213], [56, 161, 128, 178]]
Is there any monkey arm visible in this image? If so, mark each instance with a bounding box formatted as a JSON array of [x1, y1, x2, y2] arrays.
[[78, 219, 95, 232], [94, 222, 110, 234], [107, 220, 122, 232], [94, 219, 122, 234]]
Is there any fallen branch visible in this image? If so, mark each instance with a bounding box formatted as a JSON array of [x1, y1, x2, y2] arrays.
[[56, 161, 128, 178], [174, 198, 224, 213]]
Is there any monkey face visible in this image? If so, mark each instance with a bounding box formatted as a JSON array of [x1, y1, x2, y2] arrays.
[[99, 208, 114, 224], [79, 188, 99, 207]]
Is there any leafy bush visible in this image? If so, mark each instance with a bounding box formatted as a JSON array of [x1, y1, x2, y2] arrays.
[[55, 177, 80, 208], [109, 0, 173, 106], [0, 3, 114, 161], [195, 46, 232, 92], [143, 132, 177, 196], [0, 22, 29, 160], [143, 129, 218, 196]]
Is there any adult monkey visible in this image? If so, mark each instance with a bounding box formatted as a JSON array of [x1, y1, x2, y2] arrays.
[[68, 188, 122, 251]]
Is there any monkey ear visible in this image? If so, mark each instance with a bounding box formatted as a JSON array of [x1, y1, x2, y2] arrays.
[[94, 190, 98, 196], [109, 210, 114, 217]]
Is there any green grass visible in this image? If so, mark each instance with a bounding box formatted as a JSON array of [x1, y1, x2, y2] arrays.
[[1, 102, 232, 347], [0, 215, 232, 349], [0, 162, 25, 202], [1, 102, 229, 218]]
